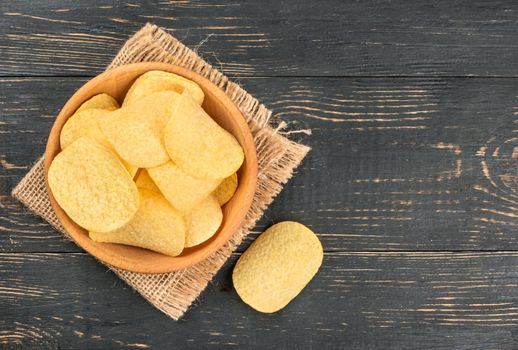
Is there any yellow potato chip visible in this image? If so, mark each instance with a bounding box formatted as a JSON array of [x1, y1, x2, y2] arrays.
[[135, 169, 160, 192], [61, 93, 118, 150], [99, 91, 180, 168], [48, 137, 139, 232], [76, 93, 119, 112], [147, 161, 221, 212], [213, 173, 238, 206], [185, 195, 223, 247], [60, 108, 138, 178], [232, 221, 323, 313], [60, 108, 112, 150], [164, 94, 244, 180], [89, 188, 185, 257], [121, 161, 138, 179], [123, 70, 204, 106]]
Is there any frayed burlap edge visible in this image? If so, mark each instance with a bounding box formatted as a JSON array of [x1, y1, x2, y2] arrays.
[[12, 23, 310, 320]]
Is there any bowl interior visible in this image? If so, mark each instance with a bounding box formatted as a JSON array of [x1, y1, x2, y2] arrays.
[[44, 62, 257, 273]]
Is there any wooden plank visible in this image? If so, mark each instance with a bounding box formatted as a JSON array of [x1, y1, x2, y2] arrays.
[[2, 0, 518, 77], [2, 251, 518, 348], [2, 77, 518, 252]]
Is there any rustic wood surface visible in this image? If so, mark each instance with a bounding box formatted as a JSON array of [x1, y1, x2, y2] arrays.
[[2, 1, 518, 349]]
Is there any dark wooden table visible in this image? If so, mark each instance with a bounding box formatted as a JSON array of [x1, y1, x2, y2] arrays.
[[3, 1, 518, 348]]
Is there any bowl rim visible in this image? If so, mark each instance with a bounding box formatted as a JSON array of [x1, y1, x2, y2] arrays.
[[43, 62, 258, 273]]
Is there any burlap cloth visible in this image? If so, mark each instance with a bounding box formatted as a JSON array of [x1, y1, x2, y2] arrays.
[[11, 23, 309, 320]]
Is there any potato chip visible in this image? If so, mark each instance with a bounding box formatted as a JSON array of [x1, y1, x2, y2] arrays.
[[164, 93, 244, 180], [213, 173, 238, 206], [147, 161, 221, 212], [121, 161, 138, 179], [123, 70, 204, 106], [232, 221, 323, 313], [89, 188, 185, 257], [185, 195, 222, 247], [76, 93, 119, 112], [135, 169, 160, 192], [60, 108, 112, 150], [61, 93, 118, 150], [99, 91, 180, 168], [48, 137, 139, 232], [60, 108, 138, 177]]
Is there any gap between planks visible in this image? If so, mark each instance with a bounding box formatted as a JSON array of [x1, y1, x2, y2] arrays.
[[5, 250, 518, 255]]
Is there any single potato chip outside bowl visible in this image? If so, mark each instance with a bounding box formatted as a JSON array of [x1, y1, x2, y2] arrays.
[[44, 62, 258, 274]]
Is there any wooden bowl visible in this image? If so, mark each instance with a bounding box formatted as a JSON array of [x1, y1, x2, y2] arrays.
[[44, 62, 258, 274]]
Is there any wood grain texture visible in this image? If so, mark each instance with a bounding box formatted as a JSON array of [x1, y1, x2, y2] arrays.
[[2, 0, 518, 77], [3, 77, 518, 252], [3, 252, 518, 349]]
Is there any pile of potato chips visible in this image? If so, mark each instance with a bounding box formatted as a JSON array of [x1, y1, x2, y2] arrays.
[[49, 71, 244, 256]]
